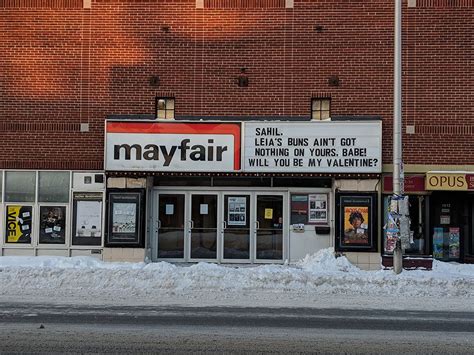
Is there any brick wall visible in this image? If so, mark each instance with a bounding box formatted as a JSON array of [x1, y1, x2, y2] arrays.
[[0, 0, 472, 169]]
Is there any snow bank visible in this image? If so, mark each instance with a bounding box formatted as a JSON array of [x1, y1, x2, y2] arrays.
[[297, 248, 360, 274], [0, 249, 472, 309]]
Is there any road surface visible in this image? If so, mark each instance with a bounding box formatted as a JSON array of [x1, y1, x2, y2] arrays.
[[0, 303, 473, 354]]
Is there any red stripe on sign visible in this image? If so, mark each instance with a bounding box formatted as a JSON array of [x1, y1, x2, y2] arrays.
[[106, 121, 241, 170]]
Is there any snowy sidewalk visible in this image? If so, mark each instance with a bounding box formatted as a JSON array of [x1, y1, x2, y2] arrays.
[[0, 249, 472, 311]]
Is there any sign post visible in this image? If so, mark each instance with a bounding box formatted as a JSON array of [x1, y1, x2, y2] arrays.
[[392, 0, 405, 274]]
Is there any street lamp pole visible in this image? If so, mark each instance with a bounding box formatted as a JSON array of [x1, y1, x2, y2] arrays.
[[392, 0, 404, 274], [393, 0, 402, 197]]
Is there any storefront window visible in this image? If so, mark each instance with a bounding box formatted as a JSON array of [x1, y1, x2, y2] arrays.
[[291, 193, 329, 225], [38, 171, 70, 203], [430, 193, 466, 261], [5, 171, 36, 202], [383, 195, 428, 255]]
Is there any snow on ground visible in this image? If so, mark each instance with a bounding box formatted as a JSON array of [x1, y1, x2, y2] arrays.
[[0, 249, 472, 311]]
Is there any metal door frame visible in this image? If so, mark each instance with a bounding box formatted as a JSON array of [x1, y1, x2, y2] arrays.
[[151, 191, 188, 262], [152, 187, 288, 264], [188, 192, 221, 263], [220, 192, 253, 264], [253, 191, 288, 264]]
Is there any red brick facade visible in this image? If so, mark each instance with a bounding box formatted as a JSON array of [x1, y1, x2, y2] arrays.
[[1, 0, 472, 170]]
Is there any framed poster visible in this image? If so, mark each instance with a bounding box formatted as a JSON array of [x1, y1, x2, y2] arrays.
[[72, 192, 103, 246], [432, 227, 445, 259], [106, 189, 145, 247], [5, 205, 32, 244], [448, 227, 460, 259], [227, 197, 247, 226], [335, 193, 377, 252], [39, 206, 66, 244], [308, 194, 328, 224]]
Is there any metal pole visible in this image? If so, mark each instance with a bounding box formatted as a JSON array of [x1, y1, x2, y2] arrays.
[[393, 0, 402, 196], [392, 0, 403, 274]]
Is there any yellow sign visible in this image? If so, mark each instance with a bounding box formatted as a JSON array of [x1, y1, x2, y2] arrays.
[[264, 208, 273, 219], [426, 172, 474, 191], [6, 205, 32, 243]]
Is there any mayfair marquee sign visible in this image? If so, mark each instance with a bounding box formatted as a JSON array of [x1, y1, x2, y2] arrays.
[[105, 121, 241, 172], [105, 120, 382, 173]]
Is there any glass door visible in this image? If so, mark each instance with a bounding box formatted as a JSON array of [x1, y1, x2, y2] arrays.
[[157, 194, 185, 259], [222, 194, 251, 262], [189, 194, 218, 260], [255, 194, 284, 261], [431, 193, 464, 261]]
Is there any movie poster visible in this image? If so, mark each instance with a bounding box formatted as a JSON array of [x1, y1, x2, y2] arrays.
[[336, 194, 376, 251], [433, 227, 445, 259], [75, 201, 102, 237], [308, 194, 328, 223], [5, 205, 32, 244], [228, 197, 246, 226], [72, 192, 103, 246], [343, 206, 369, 245], [39, 206, 66, 244], [107, 190, 144, 246], [448, 227, 460, 259], [112, 203, 137, 233]]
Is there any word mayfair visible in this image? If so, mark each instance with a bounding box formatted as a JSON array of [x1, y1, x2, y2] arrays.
[[113, 139, 228, 166]]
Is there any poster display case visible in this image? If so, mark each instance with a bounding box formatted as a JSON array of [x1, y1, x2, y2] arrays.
[[38, 206, 66, 244], [290, 194, 329, 225], [335, 193, 377, 252], [106, 189, 145, 247], [72, 192, 103, 246], [5, 205, 33, 244]]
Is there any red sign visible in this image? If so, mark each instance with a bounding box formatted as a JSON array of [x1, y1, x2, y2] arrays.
[[466, 174, 474, 190], [106, 121, 241, 172], [383, 175, 425, 193]]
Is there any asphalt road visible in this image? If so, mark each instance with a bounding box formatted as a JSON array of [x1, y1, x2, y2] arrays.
[[0, 303, 473, 354]]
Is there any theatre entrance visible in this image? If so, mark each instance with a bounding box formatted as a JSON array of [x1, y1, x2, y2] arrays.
[[151, 189, 287, 263]]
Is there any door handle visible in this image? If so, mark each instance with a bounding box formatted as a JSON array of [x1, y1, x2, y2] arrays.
[[189, 220, 194, 230], [222, 221, 227, 230], [158, 220, 162, 229], [255, 221, 260, 230]]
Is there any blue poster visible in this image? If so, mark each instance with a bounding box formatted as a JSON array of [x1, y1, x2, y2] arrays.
[[433, 227, 444, 259]]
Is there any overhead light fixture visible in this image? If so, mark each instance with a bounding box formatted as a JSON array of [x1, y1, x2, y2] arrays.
[[149, 76, 160, 87], [238, 76, 249, 87], [314, 25, 324, 33], [328, 75, 340, 87]]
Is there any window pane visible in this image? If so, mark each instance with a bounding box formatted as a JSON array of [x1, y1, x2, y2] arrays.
[[158, 110, 166, 119], [39, 172, 70, 203], [321, 100, 330, 110], [5, 171, 36, 202], [312, 100, 321, 110], [157, 99, 166, 110], [312, 111, 321, 120], [166, 99, 175, 110], [167, 110, 175, 119], [321, 111, 330, 119]]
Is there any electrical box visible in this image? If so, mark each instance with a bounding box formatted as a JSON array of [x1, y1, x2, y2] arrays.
[[73, 173, 106, 191], [292, 224, 305, 233]]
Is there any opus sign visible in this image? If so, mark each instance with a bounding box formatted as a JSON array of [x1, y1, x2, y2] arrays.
[[244, 121, 382, 173], [106, 121, 241, 171]]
